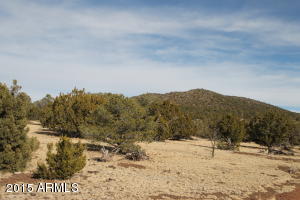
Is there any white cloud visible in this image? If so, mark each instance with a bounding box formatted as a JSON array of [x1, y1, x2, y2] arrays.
[[1, 50, 300, 109], [0, 0, 299, 111]]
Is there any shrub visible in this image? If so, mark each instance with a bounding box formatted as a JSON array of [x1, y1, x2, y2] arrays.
[[34, 163, 52, 179], [29, 137, 40, 152], [170, 114, 196, 140], [287, 121, 300, 146], [0, 80, 37, 172], [79, 94, 152, 159], [34, 137, 86, 180], [119, 143, 147, 161], [154, 116, 171, 141], [248, 111, 292, 153], [148, 101, 196, 141], [215, 114, 245, 150], [39, 90, 155, 160], [40, 89, 105, 137]]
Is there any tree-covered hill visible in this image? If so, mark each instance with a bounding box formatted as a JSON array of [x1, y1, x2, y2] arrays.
[[134, 89, 300, 137], [135, 89, 300, 120]]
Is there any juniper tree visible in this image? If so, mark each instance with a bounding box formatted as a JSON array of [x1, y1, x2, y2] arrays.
[[80, 94, 151, 159], [170, 113, 195, 140], [248, 111, 292, 153], [34, 137, 86, 180], [40, 89, 105, 137], [148, 101, 196, 140], [215, 114, 245, 150], [0, 80, 38, 172]]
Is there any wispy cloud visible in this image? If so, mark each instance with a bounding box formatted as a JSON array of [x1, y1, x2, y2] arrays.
[[0, 0, 299, 112]]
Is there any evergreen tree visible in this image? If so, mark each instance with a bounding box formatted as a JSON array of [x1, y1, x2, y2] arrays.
[[34, 137, 86, 180], [0, 80, 38, 172], [289, 122, 300, 146], [216, 114, 245, 150], [248, 111, 292, 153], [81, 94, 153, 153], [170, 113, 195, 140], [148, 101, 196, 140], [40, 89, 105, 137]]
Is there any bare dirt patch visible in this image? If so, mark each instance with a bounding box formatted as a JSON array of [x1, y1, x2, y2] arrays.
[[149, 193, 200, 200], [149, 192, 230, 200], [244, 169, 300, 200], [276, 184, 300, 200], [0, 173, 56, 185], [0, 173, 38, 185], [243, 187, 276, 200], [244, 182, 300, 200], [118, 162, 146, 169], [277, 165, 292, 174]]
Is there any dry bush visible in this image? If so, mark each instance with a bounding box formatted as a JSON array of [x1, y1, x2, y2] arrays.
[[99, 147, 113, 162], [119, 143, 148, 161]]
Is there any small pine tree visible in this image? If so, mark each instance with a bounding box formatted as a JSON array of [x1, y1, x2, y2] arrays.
[[0, 80, 38, 172], [34, 137, 86, 180]]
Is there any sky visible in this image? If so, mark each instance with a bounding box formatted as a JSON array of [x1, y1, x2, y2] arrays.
[[0, 0, 300, 112]]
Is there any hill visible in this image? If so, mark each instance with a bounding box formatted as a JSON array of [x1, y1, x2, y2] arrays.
[[134, 89, 300, 120], [134, 89, 300, 136]]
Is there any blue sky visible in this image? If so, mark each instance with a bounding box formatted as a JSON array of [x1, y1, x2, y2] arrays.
[[0, 0, 300, 112]]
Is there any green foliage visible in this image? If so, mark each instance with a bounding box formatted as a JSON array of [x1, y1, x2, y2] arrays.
[[41, 91, 151, 160], [40, 89, 105, 137], [34, 137, 86, 180], [34, 162, 52, 179], [28, 94, 54, 120], [28, 137, 40, 152], [170, 113, 196, 140], [118, 142, 147, 161], [289, 122, 300, 145], [215, 114, 245, 150], [148, 101, 196, 140], [134, 89, 300, 139], [0, 80, 38, 172], [81, 94, 153, 144], [154, 115, 171, 141], [248, 111, 293, 153]]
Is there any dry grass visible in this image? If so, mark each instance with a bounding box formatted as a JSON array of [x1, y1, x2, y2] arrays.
[[0, 121, 300, 200]]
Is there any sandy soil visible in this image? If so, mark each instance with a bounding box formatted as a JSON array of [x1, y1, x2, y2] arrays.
[[0, 121, 300, 200]]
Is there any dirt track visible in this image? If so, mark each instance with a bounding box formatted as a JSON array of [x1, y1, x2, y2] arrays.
[[0, 121, 300, 200]]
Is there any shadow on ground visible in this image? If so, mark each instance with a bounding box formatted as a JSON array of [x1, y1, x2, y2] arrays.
[[35, 130, 61, 137]]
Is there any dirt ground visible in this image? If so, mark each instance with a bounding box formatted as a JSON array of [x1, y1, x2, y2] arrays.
[[0, 121, 300, 200]]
